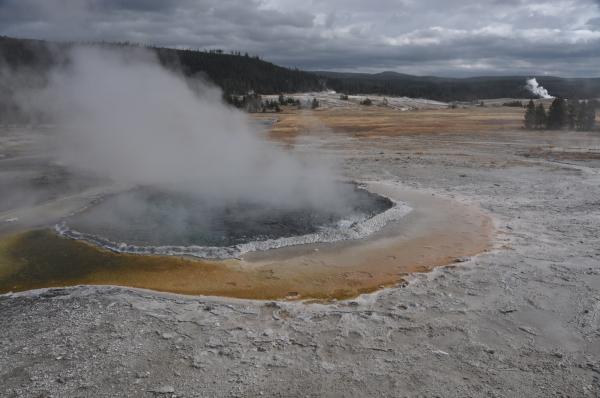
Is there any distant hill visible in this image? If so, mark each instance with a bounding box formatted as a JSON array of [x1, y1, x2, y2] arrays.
[[1, 35, 600, 120], [317, 71, 600, 101], [0, 36, 325, 122], [0, 36, 323, 95]]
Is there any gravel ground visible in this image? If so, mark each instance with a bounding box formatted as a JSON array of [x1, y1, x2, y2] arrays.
[[1, 127, 599, 397]]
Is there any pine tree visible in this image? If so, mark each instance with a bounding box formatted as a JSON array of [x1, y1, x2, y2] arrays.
[[587, 100, 597, 130], [524, 99, 536, 129], [567, 99, 578, 130], [534, 103, 546, 129], [575, 101, 597, 131], [546, 97, 567, 130], [576, 101, 588, 131]]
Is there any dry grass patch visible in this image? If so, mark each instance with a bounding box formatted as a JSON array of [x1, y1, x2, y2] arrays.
[[260, 106, 524, 140]]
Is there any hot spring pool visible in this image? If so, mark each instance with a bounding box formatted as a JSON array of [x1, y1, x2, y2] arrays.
[[56, 183, 407, 259], [0, 184, 493, 299]]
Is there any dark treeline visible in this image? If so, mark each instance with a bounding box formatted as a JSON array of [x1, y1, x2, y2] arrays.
[[226, 94, 313, 113], [319, 71, 600, 102], [0, 36, 323, 94], [154, 48, 322, 94], [524, 98, 597, 131], [2, 35, 600, 122], [0, 36, 324, 122]]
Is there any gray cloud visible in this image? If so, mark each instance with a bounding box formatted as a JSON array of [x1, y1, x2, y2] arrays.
[[0, 0, 599, 76], [588, 17, 600, 27]]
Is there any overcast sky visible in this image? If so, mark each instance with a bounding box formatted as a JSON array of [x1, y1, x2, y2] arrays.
[[1, 0, 600, 77]]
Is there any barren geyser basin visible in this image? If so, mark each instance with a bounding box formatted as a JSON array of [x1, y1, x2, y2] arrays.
[[0, 48, 494, 300], [3, 1, 600, 395]]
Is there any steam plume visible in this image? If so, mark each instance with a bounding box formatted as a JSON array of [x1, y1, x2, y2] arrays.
[[525, 78, 553, 99], [24, 47, 347, 211]]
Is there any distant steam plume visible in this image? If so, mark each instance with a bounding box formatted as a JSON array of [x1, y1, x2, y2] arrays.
[[525, 78, 553, 99]]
